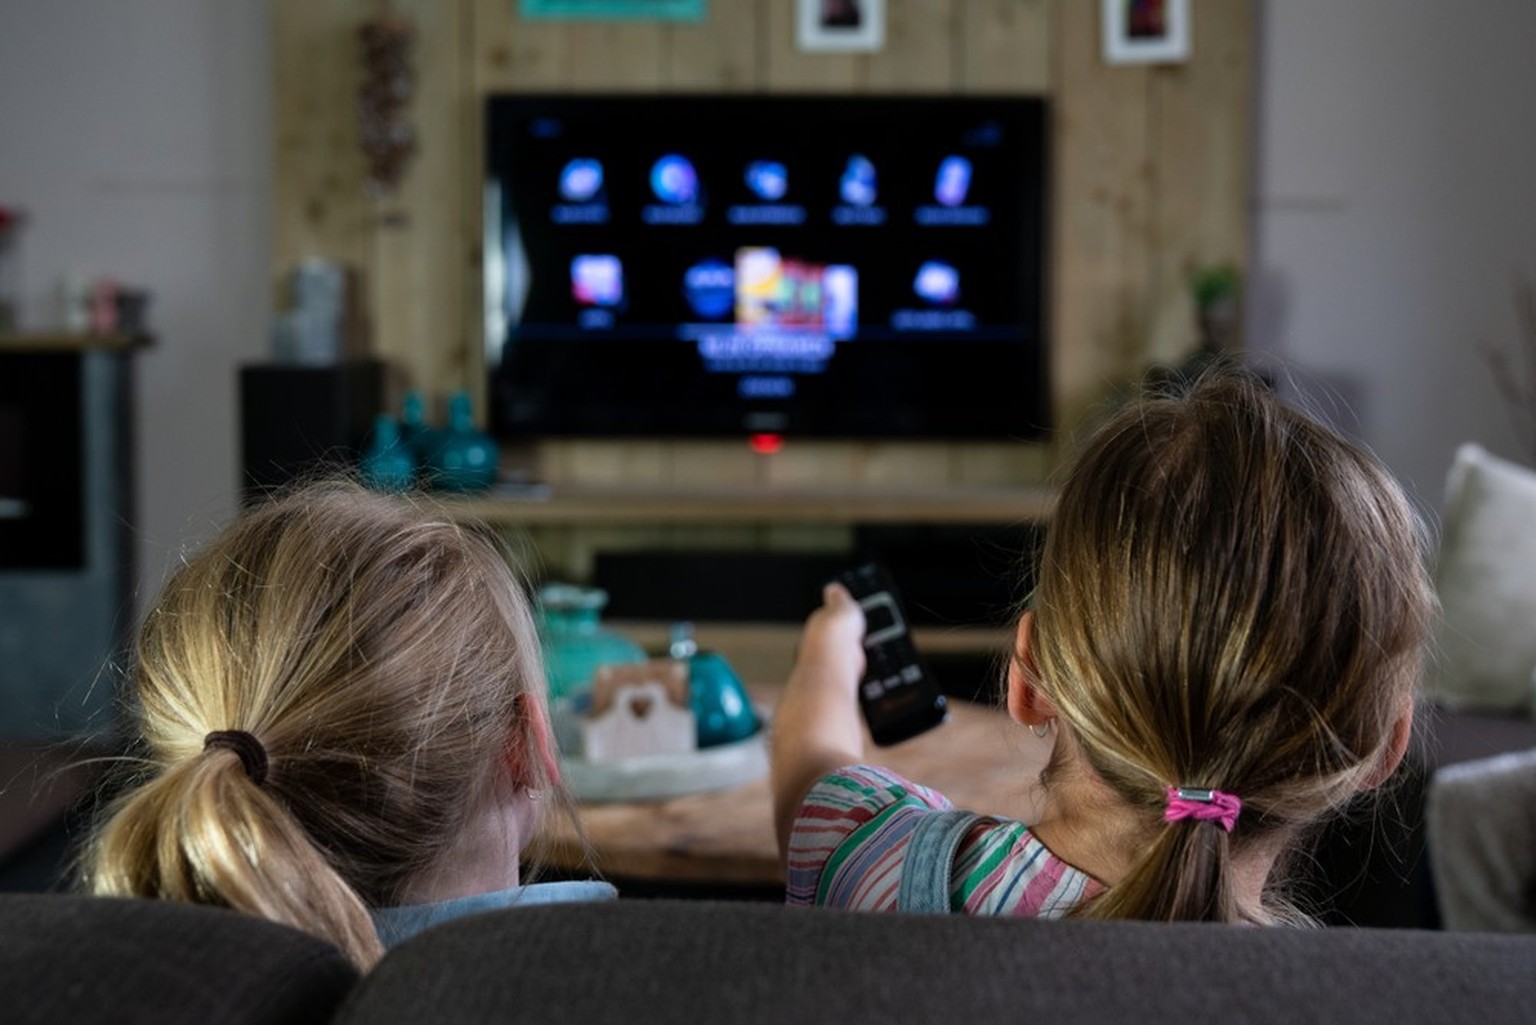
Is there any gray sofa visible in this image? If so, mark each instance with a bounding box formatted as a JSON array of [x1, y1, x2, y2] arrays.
[[5, 893, 1534, 1024]]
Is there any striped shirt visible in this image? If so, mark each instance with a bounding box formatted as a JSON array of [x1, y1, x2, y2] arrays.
[[786, 764, 1103, 916]]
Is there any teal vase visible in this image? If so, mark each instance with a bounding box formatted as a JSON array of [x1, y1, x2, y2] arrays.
[[536, 584, 646, 701], [669, 622, 759, 747], [359, 415, 416, 493], [400, 391, 443, 477], [688, 650, 759, 748], [427, 391, 498, 492]]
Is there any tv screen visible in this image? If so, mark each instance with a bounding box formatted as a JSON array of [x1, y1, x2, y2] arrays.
[[485, 94, 1049, 440]]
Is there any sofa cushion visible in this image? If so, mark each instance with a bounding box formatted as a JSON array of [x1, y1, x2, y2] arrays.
[[1427, 443, 1536, 712], [0, 893, 358, 1025], [334, 899, 1536, 1025], [1427, 747, 1536, 931]]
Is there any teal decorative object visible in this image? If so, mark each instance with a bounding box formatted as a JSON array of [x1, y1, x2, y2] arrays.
[[427, 391, 498, 492], [536, 584, 646, 701], [359, 414, 416, 492], [399, 391, 442, 468], [670, 621, 759, 748], [688, 650, 759, 748]]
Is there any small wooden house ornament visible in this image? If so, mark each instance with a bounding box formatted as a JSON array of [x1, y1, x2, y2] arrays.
[[580, 660, 696, 762]]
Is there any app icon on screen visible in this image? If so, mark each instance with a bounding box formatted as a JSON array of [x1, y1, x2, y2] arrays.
[[840, 155, 878, 207], [934, 156, 973, 207], [745, 161, 788, 202], [684, 259, 736, 319], [571, 254, 624, 307], [824, 264, 859, 335], [651, 154, 700, 204], [559, 158, 604, 202], [735, 247, 783, 326], [913, 261, 960, 305]]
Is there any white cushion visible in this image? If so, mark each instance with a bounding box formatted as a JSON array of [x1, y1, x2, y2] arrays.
[[1427, 443, 1536, 711]]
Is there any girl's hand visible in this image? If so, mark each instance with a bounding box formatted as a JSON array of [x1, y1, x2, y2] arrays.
[[794, 583, 868, 691]]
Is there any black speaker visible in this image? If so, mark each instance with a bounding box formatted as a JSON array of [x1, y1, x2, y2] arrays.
[[595, 550, 846, 623], [239, 360, 384, 504]]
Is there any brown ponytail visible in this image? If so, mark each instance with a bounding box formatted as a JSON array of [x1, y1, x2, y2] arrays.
[[1086, 820, 1240, 923], [82, 482, 562, 967], [1029, 370, 1434, 923]]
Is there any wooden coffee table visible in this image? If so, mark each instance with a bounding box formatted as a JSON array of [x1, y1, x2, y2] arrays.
[[540, 687, 1054, 888]]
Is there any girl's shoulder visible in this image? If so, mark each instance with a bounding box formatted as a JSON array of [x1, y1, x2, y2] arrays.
[[786, 764, 1099, 917]]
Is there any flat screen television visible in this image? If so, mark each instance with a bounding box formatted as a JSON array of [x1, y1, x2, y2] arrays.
[[485, 93, 1049, 441]]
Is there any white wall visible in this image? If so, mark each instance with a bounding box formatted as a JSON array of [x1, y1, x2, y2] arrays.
[[0, 0, 271, 612], [1250, 0, 1536, 514]]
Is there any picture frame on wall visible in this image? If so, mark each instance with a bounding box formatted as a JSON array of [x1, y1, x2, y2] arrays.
[[797, 0, 885, 53], [1102, 0, 1191, 65]]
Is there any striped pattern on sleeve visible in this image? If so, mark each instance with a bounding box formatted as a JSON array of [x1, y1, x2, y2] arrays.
[[785, 764, 1101, 917]]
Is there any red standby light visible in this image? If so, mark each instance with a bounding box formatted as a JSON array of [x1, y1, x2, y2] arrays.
[[749, 433, 784, 455]]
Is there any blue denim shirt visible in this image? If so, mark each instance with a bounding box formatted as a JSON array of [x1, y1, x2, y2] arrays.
[[372, 879, 619, 948]]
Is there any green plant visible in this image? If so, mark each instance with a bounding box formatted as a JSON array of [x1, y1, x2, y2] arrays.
[[1190, 263, 1242, 312]]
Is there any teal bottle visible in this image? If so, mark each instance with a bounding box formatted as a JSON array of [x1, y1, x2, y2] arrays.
[[671, 623, 759, 747], [399, 391, 442, 475], [427, 391, 499, 492], [359, 415, 416, 492], [536, 584, 646, 701]]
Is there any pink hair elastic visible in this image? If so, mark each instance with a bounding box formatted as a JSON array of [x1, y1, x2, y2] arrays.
[[1163, 787, 1242, 833]]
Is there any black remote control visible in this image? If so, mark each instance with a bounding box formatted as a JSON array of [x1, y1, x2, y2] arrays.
[[838, 563, 949, 746]]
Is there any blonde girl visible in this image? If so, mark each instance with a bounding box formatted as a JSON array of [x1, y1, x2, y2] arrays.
[[83, 482, 610, 967]]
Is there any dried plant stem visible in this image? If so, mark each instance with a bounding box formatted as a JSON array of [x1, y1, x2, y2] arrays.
[[1478, 277, 1536, 463]]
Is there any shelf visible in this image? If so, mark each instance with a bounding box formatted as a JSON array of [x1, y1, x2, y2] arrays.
[[612, 620, 1012, 656], [609, 620, 1014, 688], [441, 483, 1057, 527], [0, 332, 151, 352]]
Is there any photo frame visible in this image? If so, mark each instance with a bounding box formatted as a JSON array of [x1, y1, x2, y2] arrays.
[[1102, 0, 1190, 65], [797, 0, 885, 53]]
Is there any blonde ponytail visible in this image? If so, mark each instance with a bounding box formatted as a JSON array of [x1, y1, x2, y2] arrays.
[[85, 745, 385, 966], [82, 482, 561, 968]]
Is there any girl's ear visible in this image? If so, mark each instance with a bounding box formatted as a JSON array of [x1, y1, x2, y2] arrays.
[[508, 692, 562, 789], [1006, 611, 1058, 727], [1363, 698, 1415, 790]]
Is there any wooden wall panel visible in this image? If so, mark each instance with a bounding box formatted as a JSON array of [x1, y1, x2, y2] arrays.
[[567, 23, 667, 89], [274, 0, 472, 401], [858, 444, 955, 486], [369, 0, 470, 399], [1145, 0, 1256, 364], [474, 0, 571, 91], [273, 1, 375, 328], [957, 442, 1052, 486], [1050, 0, 1154, 438], [274, 0, 1254, 509], [663, 0, 760, 90], [762, 442, 864, 488], [960, 0, 1053, 94], [865, 0, 956, 92], [763, 0, 860, 91], [668, 441, 762, 487]]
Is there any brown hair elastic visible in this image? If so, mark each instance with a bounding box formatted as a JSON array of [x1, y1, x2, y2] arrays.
[[203, 730, 269, 786]]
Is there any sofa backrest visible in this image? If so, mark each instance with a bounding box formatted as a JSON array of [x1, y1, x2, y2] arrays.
[[0, 892, 358, 1025], [334, 899, 1536, 1025]]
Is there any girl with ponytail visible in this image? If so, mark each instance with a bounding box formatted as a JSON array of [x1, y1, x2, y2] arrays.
[[82, 482, 611, 967], [773, 370, 1434, 924]]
